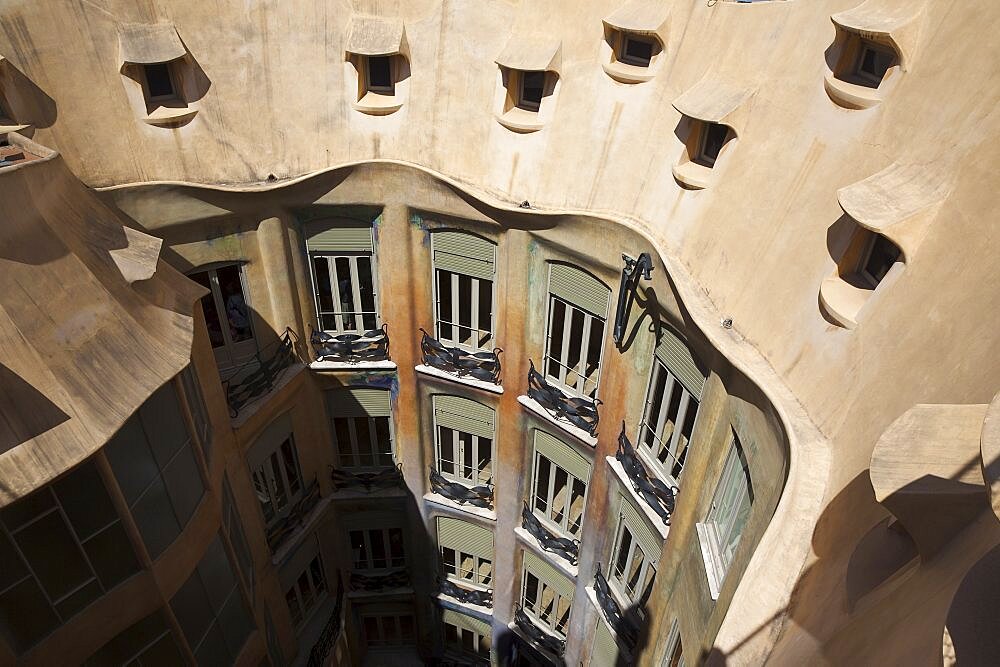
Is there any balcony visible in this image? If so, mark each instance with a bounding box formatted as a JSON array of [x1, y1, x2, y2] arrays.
[[616, 425, 676, 527], [223, 328, 299, 418], [429, 467, 494, 509], [306, 575, 345, 667], [438, 577, 493, 608], [349, 569, 411, 594], [330, 464, 404, 493], [594, 565, 639, 654], [527, 360, 602, 438], [521, 503, 580, 566], [265, 478, 322, 553], [311, 323, 390, 364], [513, 606, 565, 658], [419, 329, 502, 385]]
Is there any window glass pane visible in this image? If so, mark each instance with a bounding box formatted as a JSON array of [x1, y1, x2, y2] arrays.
[[0, 529, 27, 591], [533, 455, 550, 514], [374, 417, 393, 466], [351, 530, 368, 569], [363, 616, 380, 644], [268, 452, 288, 511], [555, 595, 571, 635], [441, 547, 456, 576], [369, 530, 387, 569], [280, 439, 302, 497], [614, 527, 633, 579], [170, 570, 214, 649], [84, 522, 139, 590], [523, 573, 538, 611], [568, 479, 586, 536], [585, 317, 605, 395], [310, 557, 326, 594], [478, 279, 493, 347], [0, 577, 59, 652], [550, 468, 569, 527], [0, 489, 55, 532], [139, 383, 189, 469], [190, 272, 226, 348], [388, 528, 405, 566], [357, 257, 377, 330], [53, 461, 116, 541], [459, 432, 474, 481], [565, 308, 585, 381], [286, 588, 303, 627], [131, 476, 182, 559], [334, 258, 357, 331], [642, 364, 667, 450], [54, 578, 101, 619], [437, 270, 453, 341], [355, 418, 374, 467], [546, 299, 565, 379], [520, 71, 545, 107], [162, 445, 204, 528], [478, 437, 492, 485], [458, 275, 473, 344], [398, 615, 415, 641], [313, 257, 334, 311], [439, 427, 456, 476], [461, 628, 475, 651], [479, 558, 493, 586], [382, 616, 399, 642], [16, 510, 92, 602], [144, 63, 174, 97], [193, 621, 229, 666], [104, 416, 158, 505], [215, 265, 253, 343], [368, 56, 392, 89]]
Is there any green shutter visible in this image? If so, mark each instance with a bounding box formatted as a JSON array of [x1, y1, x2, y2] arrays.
[[437, 517, 494, 559], [523, 550, 575, 600], [442, 609, 491, 637], [433, 232, 495, 280], [326, 387, 391, 418], [534, 430, 591, 483], [592, 618, 620, 667], [305, 222, 374, 253], [619, 495, 662, 562], [654, 327, 705, 398], [434, 395, 495, 439], [548, 264, 610, 319]]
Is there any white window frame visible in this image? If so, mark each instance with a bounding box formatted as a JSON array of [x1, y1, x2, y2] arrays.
[[543, 294, 606, 399], [433, 269, 495, 351], [284, 553, 328, 631], [308, 251, 380, 335], [440, 546, 493, 590], [435, 424, 493, 487], [517, 70, 546, 112], [530, 449, 587, 539], [250, 434, 304, 529], [349, 527, 406, 572], [444, 620, 491, 662], [188, 263, 257, 370], [638, 359, 700, 487], [609, 518, 657, 608], [520, 569, 572, 639], [662, 618, 684, 667], [331, 414, 395, 470], [697, 434, 752, 600]]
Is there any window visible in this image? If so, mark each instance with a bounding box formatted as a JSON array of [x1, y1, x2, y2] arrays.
[[530, 431, 590, 539], [305, 223, 378, 334], [639, 328, 705, 486], [180, 366, 212, 461], [518, 71, 546, 111], [520, 551, 574, 638], [620, 34, 654, 67], [284, 553, 327, 630], [247, 414, 303, 529], [105, 380, 205, 559], [662, 618, 684, 667], [432, 231, 497, 350], [855, 41, 895, 87], [697, 435, 753, 599], [83, 609, 185, 666], [433, 395, 495, 486], [544, 264, 611, 399], [222, 477, 254, 597], [143, 62, 176, 99], [350, 527, 405, 571], [0, 459, 140, 653], [443, 610, 491, 662], [367, 56, 393, 93], [859, 234, 901, 288], [609, 497, 660, 607], [327, 388, 394, 469], [437, 517, 494, 590], [170, 534, 255, 665], [361, 608, 416, 647], [188, 264, 256, 369], [695, 122, 729, 168]]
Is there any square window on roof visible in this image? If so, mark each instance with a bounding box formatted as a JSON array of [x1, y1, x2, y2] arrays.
[[860, 234, 901, 288], [143, 63, 176, 99], [518, 71, 546, 112], [621, 35, 654, 67], [855, 42, 895, 86], [696, 122, 729, 167], [367, 56, 393, 93]]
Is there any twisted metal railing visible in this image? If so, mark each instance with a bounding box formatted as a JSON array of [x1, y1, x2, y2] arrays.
[[438, 577, 493, 608], [594, 565, 639, 653], [429, 467, 494, 509], [514, 607, 566, 658], [616, 423, 677, 526], [527, 360, 602, 437], [349, 569, 410, 593], [330, 463, 403, 493], [265, 478, 321, 552], [223, 328, 298, 418], [311, 323, 390, 364], [306, 574, 345, 667], [419, 328, 502, 384], [521, 503, 580, 565]]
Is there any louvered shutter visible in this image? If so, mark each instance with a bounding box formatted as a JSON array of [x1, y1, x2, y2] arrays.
[[442, 609, 491, 637], [434, 395, 495, 439], [436, 517, 494, 560], [548, 264, 611, 319], [534, 430, 592, 483], [433, 232, 496, 280], [325, 387, 391, 418], [305, 223, 374, 253], [654, 327, 706, 398], [523, 551, 575, 599], [247, 412, 293, 468], [619, 495, 662, 562], [591, 619, 620, 667]]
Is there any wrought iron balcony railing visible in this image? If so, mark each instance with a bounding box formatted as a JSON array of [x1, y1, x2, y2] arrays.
[[265, 477, 321, 552], [521, 503, 580, 565], [514, 607, 566, 659], [429, 467, 494, 509], [349, 569, 411, 593], [311, 323, 390, 364], [616, 423, 677, 526], [420, 329, 502, 384], [527, 360, 602, 437], [594, 565, 639, 653], [306, 574, 345, 667], [330, 463, 404, 493], [438, 577, 494, 608], [223, 328, 299, 418]]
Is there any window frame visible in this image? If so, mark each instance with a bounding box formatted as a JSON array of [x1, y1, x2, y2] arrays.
[[543, 294, 606, 399], [142, 61, 179, 102], [854, 41, 895, 87], [859, 233, 901, 288], [520, 569, 572, 639], [433, 269, 496, 351], [250, 433, 305, 530], [284, 552, 328, 631], [443, 619, 491, 662], [698, 434, 753, 599], [308, 250, 380, 335], [695, 122, 729, 168], [349, 526, 406, 573], [530, 448, 588, 539], [360, 609, 417, 647], [638, 358, 700, 487], [366, 55, 395, 94], [662, 618, 684, 667], [619, 33, 654, 67], [440, 546, 493, 591], [188, 262, 257, 369], [435, 422, 493, 487], [517, 70, 546, 112], [331, 413, 395, 470], [609, 515, 657, 608]]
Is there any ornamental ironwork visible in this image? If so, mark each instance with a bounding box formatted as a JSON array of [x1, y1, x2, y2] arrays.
[[520, 502, 580, 565], [306, 574, 345, 667], [330, 463, 403, 493], [613, 253, 654, 348], [349, 569, 410, 593], [616, 423, 677, 526], [594, 565, 639, 653], [429, 467, 494, 509], [514, 607, 566, 659], [527, 360, 602, 437], [311, 323, 390, 363], [223, 328, 299, 417], [265, 478, 321, 552], [419, 328, 502, 384], [438, 577, 493, 608]]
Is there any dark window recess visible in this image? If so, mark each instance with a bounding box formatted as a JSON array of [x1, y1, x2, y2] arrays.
[[862, 236, 901, 286], [697, 123, 729, 167], [519, 71, 546, 111], [144, 63, 175, 98], [368, 56, 392, 90], [857, 44, 894, 83], [622, 37, 654, 67]]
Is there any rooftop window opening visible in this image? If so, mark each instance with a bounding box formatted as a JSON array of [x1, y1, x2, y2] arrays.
[[343, 17, 409, 114], [855, 41, 896, 87], [860, 233, 902, 289], [620, 34, 654, 67], [143, 62, 177, 100], [694, 122, 730, 168], [366, 55, 394, 94], [518, 71, 546, 112]]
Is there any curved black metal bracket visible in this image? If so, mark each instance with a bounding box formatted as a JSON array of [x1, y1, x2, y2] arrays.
[[613, 253, 654, 349]]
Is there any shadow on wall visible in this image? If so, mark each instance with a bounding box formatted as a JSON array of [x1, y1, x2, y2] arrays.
[[0, 57, 58, 131], [946, 542, 1000, 666], [0, 363, 69, 456]]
